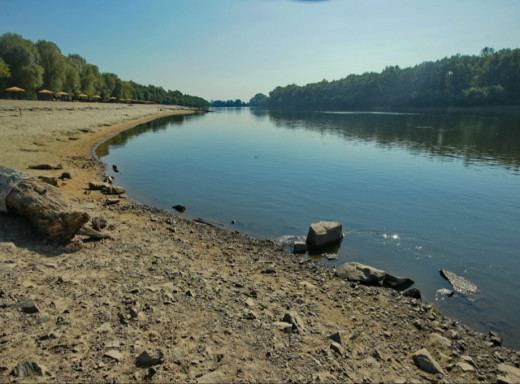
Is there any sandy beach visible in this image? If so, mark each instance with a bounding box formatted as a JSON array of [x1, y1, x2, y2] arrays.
[[1, 99, 519, 383]]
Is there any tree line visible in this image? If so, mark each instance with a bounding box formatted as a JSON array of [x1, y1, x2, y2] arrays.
[[0, 33, 209, 108], [266, 48, 520, 110]]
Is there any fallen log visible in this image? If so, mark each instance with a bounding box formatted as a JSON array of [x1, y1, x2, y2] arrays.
[[1, 166, 89, 243]]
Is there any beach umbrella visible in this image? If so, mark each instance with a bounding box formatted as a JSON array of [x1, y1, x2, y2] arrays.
[[38, 89, 54, 100], [5, 86, 25, 99], [78, 93, 88, 98], [55, 91, 68, 96], [93, 95, 102, 100], [6, 86, 25, 92]]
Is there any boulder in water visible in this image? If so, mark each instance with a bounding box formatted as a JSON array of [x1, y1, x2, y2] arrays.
[[306, 221, 343, 251], [440, 269, 479, 295]]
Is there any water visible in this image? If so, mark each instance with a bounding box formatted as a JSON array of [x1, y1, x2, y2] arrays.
[[97, 107, 520, 349]]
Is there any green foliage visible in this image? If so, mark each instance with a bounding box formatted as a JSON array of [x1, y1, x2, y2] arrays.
[[267, 48, 520, 109], [0, 57, 10, 78], [0, 33, 44, 94], [36, 40, 66, 91], [249, 93, 268, 107], [210, 99, 247, 107], [0, 32, 209, 108]]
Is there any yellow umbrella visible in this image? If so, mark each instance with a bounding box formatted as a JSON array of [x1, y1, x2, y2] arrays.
[[93, 95, 102, 99], [38, 89, 53, 94], [6, 86, 25, 92], [55, 91, 68, 96], [78, 93, 88, 98]]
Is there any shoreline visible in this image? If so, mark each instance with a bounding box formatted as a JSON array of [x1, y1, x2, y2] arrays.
[[1, 100, 519, 383]]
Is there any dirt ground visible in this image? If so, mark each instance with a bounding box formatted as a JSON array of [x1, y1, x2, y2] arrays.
[[0, 100, 519, 383]]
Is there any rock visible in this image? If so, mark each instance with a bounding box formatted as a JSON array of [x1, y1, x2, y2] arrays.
[[28, 163, 62, 170], [436, 288, 455, 297], [324, 253, 339, 260], [383, 273, 414, 291], [105, 198, 120, 205], [173, 204, 186, 213], [497, 364, 520, 384], [456, 362, 474, 372], [293, 241, 307, 253], [89, 181, 110, 190], [10, 361, 45, 377], [335, 262, 385, 286], [60, 170, 73, 180], [104, 350, 123, 362], [16, 297, 39, 314], [330, 341, 344, 356], [198, 370, 224, 384], [306, 221, 343, 250], [135, 349, 164, 368], [412, 348, 443, 374], [439, 269, 479, 295], [282, 311, 305, 333], [428, 333, 452, 348], [329, 331, 349, 345], [103, 185, 125, 195], [489, 331, 503, 346], [272, 321, 293, 333], [371, 348, 388, 362], [38, 175, 59, 186], [403, 288, 422, 299], [92, 217, 107, 231]]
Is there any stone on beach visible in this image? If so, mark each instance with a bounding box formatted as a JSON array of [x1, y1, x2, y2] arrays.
[[10, 361, 46, 377], [335, 262, 386, 286], [383, 273, 415, 291], [412, 348, 443, 374], [135, 349, 164, 368], [306, 221, 343, 250], [293, 241, 307, 253]]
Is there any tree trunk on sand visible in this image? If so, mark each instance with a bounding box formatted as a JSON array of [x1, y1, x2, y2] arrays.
[[5, 178, 89, 243]]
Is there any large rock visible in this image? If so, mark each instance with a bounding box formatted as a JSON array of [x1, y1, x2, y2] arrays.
[[383, 273, 414, 291], [306, 221, 343, 250], [439, 269, 479, 295], [412, 348, 443, 374], [335, 262, 385, 286]]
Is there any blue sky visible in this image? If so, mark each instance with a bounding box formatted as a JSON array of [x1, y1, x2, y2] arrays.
[[1, 0, 520, 101]]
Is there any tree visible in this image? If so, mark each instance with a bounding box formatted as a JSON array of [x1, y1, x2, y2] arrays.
[[36, 40, 66, 91], [0, 33, 43, 93], [0, 57, 10, 78]]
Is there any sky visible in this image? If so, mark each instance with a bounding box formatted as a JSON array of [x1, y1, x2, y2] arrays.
[[1, 0, 520, 101]]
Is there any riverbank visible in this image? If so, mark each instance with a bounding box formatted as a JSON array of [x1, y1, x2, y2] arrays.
[[0, 100, 519, 383]]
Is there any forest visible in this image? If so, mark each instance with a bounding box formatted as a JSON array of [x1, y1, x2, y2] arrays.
[[266, 48, 520, 109], [0, 33, 209, 109]]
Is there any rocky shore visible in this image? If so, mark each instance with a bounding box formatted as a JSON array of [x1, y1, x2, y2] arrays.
[[0, 100, 519, 383]]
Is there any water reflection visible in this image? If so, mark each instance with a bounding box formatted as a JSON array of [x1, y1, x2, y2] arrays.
[[252, 108, 520, 172], [96, 114, 202, 157]]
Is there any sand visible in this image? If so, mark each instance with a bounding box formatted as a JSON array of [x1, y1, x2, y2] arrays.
[[0, 99, 519, 383]]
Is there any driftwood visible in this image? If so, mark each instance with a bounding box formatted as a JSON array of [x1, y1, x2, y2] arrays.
[[4, 178, 89, 243]]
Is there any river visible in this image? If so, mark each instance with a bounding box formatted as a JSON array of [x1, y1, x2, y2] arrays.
[[97, 107, 520, 349]]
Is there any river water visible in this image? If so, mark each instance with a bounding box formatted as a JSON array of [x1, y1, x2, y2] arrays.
[[97, 107, 520, 349]]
